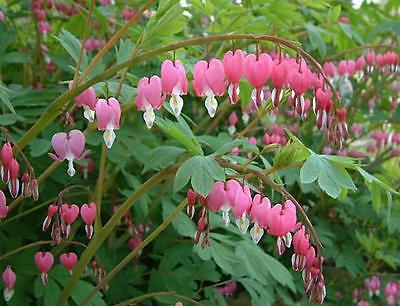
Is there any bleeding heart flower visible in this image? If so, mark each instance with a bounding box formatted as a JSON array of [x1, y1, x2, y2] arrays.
[[161, 60, 188, 117], [243, 53, 273, 108], [249, 194, 271, 243], [80, 203, 97, 239], [193, 59, 226, 118], [271, 60, 288, 107], [228, 112, 238, 135], [136, 76, 164, 128], [49, 130, 89, 176], [42, 204, 57, 231], [95, 97, 121, 148], [266, 200, 297, 255], [68, 82, 97, 122], [60, 203, 79, 238], [60, 252, 78, 274], [323, 62, 335, 78], [35, 252, 54, 285], [2, 265, 16, 302], [291, 225, 310, 271], [223, 49, 244, 104], [0, 191, 8, 219], [8, 158, 20, 198], [1, 142, 13, 183], [230, 184, 252, 234]]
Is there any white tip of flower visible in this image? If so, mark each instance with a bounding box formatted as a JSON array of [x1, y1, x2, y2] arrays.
[[222, 210, 230, 227], [312, 97, 316, 115], [250, 223, 264, 244], [205, 95, 218, 118], [228, 125, 236, 136], [103, 128, 116, 149], [236, 214, 250, 234], [169, 94, 184, 117], [3, 288, 14, 302], [143, 107, 155, 129], [283, 232, 292, 248], [67, 159, 76, 177], [242, 112, 249, 124], [83, 105, 96, 122], [270, 88, 276, 103]]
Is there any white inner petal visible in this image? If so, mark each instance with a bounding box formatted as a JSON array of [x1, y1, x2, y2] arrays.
[[143, 106, 155, 129]]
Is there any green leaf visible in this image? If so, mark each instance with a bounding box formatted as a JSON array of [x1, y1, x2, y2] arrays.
[[55, 29, 88, 69], [156, 117, 203, 156], [305, 23, 326, 57], [173, 157, 197, 193], [236, 240, 295, 291], [142, 146, 186, 173], [174, 155, 225, 196], [210, 240, 238, 275], [29, 138, 51, 157], [71, 280, 106, 306], [44, 278, 62, 306], [300, 154, 320, 184], [338, 22, 364, 45], [162, 200, 196, 237], [0, 83, 16, 114]]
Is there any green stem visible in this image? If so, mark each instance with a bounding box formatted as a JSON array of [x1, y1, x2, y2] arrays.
[[16, 33, 338, 152], [95, 143, 107, 231], [78, 199, 188, 305], [0, 240, 87, 262], [114, 291, 201, 306], [57, 165, 177, 306], [72, 0, 94, 86]]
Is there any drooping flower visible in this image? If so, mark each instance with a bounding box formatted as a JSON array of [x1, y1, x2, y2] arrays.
[[366, 51, 375, 72], [249, 194, 271, 243], [266, 200, 297, 255], [8, 158, 20, 198], [60, 252, 78, 274], [0, 191, 8, 219], [0, 142, 13, 183], [230, 184, 252, 234], [223, 49, 244, 104], [271, 60, 288, 107], [136, 76, 164, 128], [384, 282, 397, 306], [49, 130, 89, 176], [186, 188, 197, 219], [2, 265, 16, 302], [80, 203, 97, 239], [336, 107, 348, 139], [315, 88, 332, 130], [323, 62, 335, 78], [68, 82, 97, 122], [228, 112, 238, 135], [357, 301, 369, 306], [161, 60, 188, 117], [95, 97, 121, 148], [60, 203, 79, 238], [243, 53, 273, 108], [288, 63, 313, 117], [364, 275, 381, 297], [193, 59, 226, 118], [35, 251, 54, 285], [42, 204, 58, 231], [292, 226, 311, 271], [37, 21, 51, 38], [207, 181, 230, 225]]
